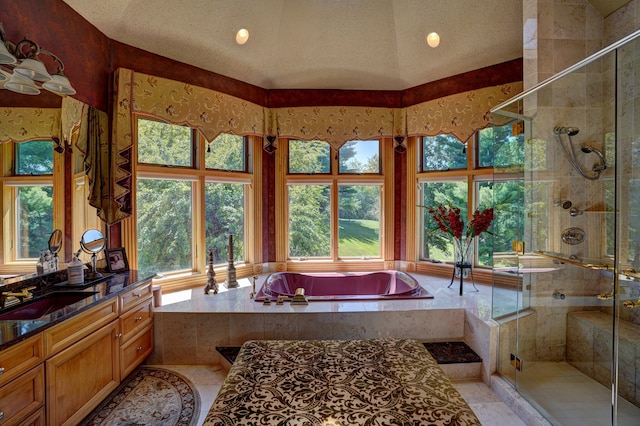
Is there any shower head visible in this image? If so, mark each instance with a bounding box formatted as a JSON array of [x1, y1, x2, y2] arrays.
[[554, 126, 580, 136]]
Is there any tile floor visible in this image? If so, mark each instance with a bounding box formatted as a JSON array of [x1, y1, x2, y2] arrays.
[[161, 364, 527, 426], [516, 361, 640, 426]]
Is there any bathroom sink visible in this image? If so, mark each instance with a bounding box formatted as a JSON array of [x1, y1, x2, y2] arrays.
[[0, 291, 98, 321]]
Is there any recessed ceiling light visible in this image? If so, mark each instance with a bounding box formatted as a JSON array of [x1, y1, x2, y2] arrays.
[[427, 32, 440, 48], [236, 29, 249, 45]]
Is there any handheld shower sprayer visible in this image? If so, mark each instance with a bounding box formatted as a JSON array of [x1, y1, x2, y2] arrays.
[[553, 125, 605, 180], [581, 146, 607, 172]]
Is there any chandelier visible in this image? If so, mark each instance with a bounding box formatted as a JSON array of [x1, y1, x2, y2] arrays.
[[0, 21, 76, 96]]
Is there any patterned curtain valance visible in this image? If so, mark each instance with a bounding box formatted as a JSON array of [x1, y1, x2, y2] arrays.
[[132, 72, 265, 142], [275, 106, 398, 150], [111, 67, 522, 221], [406, 82, 522, 143], [0, 107, 61, 143]]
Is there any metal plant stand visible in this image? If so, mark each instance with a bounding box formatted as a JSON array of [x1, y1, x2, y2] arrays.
[[448, 262, 478, 296]]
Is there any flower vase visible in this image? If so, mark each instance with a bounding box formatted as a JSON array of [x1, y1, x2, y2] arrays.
[[453, 237, 473, 278]]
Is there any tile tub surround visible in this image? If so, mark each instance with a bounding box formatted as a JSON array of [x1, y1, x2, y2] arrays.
[[150, 273, 503, 385]]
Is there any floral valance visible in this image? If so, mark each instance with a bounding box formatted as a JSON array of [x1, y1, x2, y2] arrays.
[[0, 107, 60, 143], [406, 82, 522, 142], [111, 67, 522, 222]]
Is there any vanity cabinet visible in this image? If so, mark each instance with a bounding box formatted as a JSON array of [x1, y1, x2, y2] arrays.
[[0, 333, 45, 426], [43, 278, 152, 426]]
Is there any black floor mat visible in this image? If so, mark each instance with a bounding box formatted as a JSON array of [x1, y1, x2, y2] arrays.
[[422, 341, 482, 364], [216, 346, 240, 364]]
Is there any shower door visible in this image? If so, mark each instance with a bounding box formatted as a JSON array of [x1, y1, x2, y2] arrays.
[[490, 33, 640, 424]]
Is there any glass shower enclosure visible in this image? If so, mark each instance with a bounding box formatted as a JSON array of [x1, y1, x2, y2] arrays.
[[491, 29, 640, 425]]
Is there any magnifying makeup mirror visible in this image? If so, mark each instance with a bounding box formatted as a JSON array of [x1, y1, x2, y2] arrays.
[[80, 229, 105, 279], [48, 229, 62, 271]]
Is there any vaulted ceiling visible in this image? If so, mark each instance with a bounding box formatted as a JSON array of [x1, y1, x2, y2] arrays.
[[61, 0, 628, 91]]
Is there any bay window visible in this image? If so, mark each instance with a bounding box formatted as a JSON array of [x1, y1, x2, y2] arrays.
[[135, 117, 254, 280], [419, 125, 524, 272], [285, 139, 384, 261]]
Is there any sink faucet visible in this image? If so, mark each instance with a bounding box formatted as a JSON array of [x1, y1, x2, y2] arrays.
[[0, 286, 35, 308]]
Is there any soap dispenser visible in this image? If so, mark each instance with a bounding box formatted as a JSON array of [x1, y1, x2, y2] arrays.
[[67, 251, 85, 285]]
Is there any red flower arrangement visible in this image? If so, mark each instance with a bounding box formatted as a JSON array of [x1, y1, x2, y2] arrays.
[[424, 203, 494, 265], [427, 204, 494, 240]]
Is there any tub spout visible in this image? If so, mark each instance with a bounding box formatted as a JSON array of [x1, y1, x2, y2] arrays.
[[291, 287, 308, 305]]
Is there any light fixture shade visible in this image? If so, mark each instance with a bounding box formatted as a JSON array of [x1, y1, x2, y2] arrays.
[[4, 71, 40, 95], [14, 57, 52, 82], [0, 42, 16, 64], [427, 32, 440, 48], [43, 73, 76, 95], [236, 29, 249, 45]]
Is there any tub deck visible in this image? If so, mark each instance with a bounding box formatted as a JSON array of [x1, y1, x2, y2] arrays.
[[151, 272, 509, 386]]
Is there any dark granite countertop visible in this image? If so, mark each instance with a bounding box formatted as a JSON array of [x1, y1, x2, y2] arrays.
[[0, 270, 154, 351]]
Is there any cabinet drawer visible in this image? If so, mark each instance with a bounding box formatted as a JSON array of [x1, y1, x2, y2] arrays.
[[45, 298, 118, 357], [120, 325, 153, 378], [14, 407, 44, 426], [0, 333, 43, 388], [119, 280, 152, 313], [119, 299, 153, 343], [0, 364, 44, 426]]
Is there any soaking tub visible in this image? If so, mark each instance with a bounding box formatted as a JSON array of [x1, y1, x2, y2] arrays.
[[255, 270, 433, 301]]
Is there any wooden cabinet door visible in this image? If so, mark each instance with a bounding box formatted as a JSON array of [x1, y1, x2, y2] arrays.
[[46, 321, 120, 426]]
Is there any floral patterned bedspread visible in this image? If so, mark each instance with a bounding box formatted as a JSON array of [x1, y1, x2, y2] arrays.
[[203, 338, 481, 425]]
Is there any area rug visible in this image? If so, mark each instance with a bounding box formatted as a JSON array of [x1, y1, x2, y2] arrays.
[[80, 367, 200, 426]]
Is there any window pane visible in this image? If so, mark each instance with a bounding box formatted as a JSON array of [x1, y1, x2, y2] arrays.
[[288, 140, 331, 174], [137, 179, 193, 277], [15, 141, 53, 175], [137, 118, 192, 167], [421, 181, 468, 262], [205, 134, 246, 171], [422, 135, 467, 171], [338, 185, 380, 257], [205, 183, 245, 263], [478, 180, 524, 267], [478, 125, 524, 168], [288, 184, 330, 257], [16, 185, 53, 259], [339, 140, 380, 173]]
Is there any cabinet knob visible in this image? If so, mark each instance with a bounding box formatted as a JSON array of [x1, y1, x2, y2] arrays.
[[135, 316, 143, 321], [134, 293, 141, 298], [116, 333, 123, 339], [0, 411, 4, 420], [0, 366, 4, 375], [137, 346, 143, 351]]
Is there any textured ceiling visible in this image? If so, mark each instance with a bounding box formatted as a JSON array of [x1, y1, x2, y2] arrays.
[[62, 0, 526, 91]]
